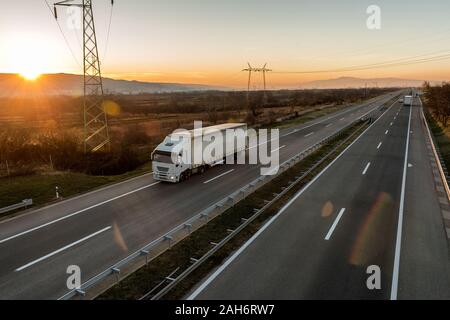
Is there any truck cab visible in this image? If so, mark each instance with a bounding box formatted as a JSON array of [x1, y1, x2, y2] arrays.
[[151, 136, 185, 183]]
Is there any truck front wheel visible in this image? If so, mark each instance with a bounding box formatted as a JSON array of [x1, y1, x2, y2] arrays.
[[181, 171, 191, 181]]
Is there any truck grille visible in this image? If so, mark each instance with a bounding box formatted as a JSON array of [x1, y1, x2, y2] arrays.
[[157, 166, 169, 172]]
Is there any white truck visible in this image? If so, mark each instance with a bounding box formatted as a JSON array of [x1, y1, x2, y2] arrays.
[[403, 95, 413, 106], [151, 123, 247, 183]]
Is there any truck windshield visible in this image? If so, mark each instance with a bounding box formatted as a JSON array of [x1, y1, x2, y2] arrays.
[[153, 151, 175, 164]]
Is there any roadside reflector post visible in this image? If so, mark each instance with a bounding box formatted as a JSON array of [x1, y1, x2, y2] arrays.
[[111, 267, 120, 282], [184, 223, 192, 233], [164, 235, 173, 247], [140, 249, 150, 264], [75, 289, 86, 297]]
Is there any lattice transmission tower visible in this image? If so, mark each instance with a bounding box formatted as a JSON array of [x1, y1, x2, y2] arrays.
[[54, 0, 112, 153], [242, 63, 272, 102]]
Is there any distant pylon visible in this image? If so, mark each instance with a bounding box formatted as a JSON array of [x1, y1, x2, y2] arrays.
[[242, 63, 272, 102], [54, 0, 112, 153]]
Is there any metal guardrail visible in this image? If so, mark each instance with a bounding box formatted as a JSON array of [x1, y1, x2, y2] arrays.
[[0, 199, 33, 215], [421, 101, 450, 201], [60, 98, 395, 300]]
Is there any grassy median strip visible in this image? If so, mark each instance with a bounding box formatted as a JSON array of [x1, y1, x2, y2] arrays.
[[425, 111, 450, 171], [97, 118, 369, 300]]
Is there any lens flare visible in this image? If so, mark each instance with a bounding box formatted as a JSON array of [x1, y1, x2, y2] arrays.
[[321, 201, 334, 217], [103, 100, 121, 116], [349, 192, 394, 266], [113, 222, 128, 252]]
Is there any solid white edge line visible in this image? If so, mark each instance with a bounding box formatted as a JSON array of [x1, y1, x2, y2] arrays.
[[324, 208, 346, 240], [0, 182, 160, 245], [187, 99, 397, 300], [390, 102, 412, 300], [203, 169, 235, 184], [271, 145, 286, 153], [362, 162, 371, 175], [15, 226, 112, 272]]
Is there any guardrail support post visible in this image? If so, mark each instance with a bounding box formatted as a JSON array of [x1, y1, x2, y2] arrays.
[[140, 249, 150, 265], [111, 267, 120, 282], [75, 289, 86, 297], [164, 235, 173, 247], [184, 223, 193, 233]]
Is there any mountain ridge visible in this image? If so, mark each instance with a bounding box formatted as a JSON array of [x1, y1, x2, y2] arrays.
[[0, 73, 228, 96]]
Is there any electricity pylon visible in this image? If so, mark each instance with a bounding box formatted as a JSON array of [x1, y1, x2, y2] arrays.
[[242, 63, 272, 102], [54, 0, 112, 153]]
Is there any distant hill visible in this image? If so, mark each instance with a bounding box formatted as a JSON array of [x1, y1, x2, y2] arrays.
[[0, 73, 228, 97], [300, 77, 435, 89]]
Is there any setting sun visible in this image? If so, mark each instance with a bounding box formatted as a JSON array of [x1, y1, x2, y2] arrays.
[[20, 71, 41, 81]]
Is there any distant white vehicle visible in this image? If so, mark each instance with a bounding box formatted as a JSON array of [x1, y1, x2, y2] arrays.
[[403, 95, 413, 106], [151, 123, 247, 183]]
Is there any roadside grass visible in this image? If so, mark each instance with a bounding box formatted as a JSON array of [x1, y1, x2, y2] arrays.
[[0, 162, 152, 219], [97, 119, 368, 300], [425, 112, 450, 169]]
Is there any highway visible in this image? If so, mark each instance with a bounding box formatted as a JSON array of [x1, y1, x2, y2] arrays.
[[190, 97, 450, 300], [0, 92, 398, 299]]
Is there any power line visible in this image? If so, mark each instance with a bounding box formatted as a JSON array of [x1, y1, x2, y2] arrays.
[[272, 51, 450, 74], [290, 27, 450, 63], [43, 0, 82, 68], [102, 2, 114, 64]]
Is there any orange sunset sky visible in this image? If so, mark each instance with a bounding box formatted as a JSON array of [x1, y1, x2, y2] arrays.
[[1, 0, 450, 89]]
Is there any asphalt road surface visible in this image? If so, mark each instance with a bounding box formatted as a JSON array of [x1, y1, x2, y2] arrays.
[[0, 92, 399, 299], [190, 97, 450, 300]]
